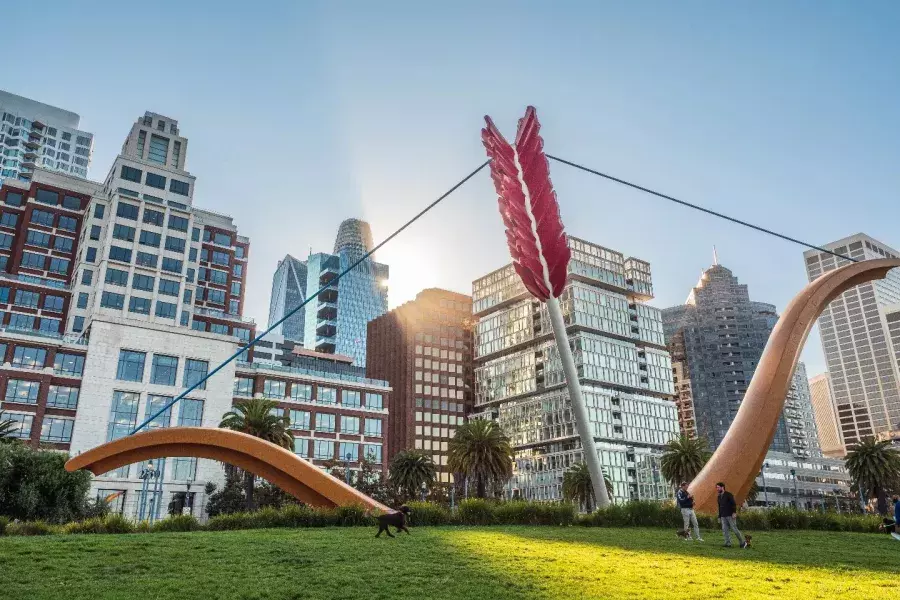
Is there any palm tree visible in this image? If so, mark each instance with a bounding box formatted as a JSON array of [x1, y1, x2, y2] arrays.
[[562, 462, 614, 512], [845, 437, 900, 515], [0, 418, 19, 443], [448, 420, 514, 498], [219, 399, 293, 511], [660, 435, 712, 490], [389, 450, 437, 501]]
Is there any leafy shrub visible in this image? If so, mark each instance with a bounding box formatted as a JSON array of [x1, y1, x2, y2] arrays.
[[0, 515, 9, 536], [494, 501, 576, 526], [0, 443, 93, 523], [457, 499, 495, 525], [206, 512, 254, 531], [152, 515, 200, 533], [406, 501, 453, 526], [135, 520, 151, 533], [64, 514, 135, 535], [5, 520, 56, 536], [335, 505, 372, 527]]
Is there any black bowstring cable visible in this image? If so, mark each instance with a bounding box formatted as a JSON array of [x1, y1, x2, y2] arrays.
[[547, 154, 856, 263], [131, 160, 491, 435]]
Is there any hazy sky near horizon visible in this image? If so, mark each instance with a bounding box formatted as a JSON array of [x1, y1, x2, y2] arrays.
[[7, 1, 900, 376]]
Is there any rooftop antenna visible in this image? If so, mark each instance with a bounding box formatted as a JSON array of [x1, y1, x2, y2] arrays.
[[713, 245, 719, 266]]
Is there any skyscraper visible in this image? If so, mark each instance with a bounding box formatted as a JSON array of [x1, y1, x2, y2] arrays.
[[267, 219, 388, 367], [473, 237, 679, 503], [366, 289, 474, 484], [1, 90, 94, 182], [268, 255, 308, 340], [809, 373, 844, 458], [803, 234, 900, 447], [662, 260, 780, 450], [664, 258, 849, 506]]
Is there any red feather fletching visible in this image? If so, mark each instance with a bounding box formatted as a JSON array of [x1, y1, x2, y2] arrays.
[[481, 106, 571, 301]]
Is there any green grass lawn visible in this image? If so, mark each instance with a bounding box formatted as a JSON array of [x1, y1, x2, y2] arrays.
[[1, 526, 897, 599]]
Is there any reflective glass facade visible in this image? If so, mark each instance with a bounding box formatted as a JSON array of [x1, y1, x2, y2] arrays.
[[473, 236, 678, 503], [267, 255, 307, 340]]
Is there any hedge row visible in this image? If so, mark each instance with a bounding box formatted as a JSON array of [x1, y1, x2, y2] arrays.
[[0, 500, 884, 537]]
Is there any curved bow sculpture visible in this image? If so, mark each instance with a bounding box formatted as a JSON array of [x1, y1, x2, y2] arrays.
[[689, 257, 900, 513], [66, 427, 389, 512]]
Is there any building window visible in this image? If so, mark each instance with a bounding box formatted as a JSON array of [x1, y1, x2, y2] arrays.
[[318, 387, 336, 404], [145, 172, 166, 189], [158, 278, 180, 296], [14, 289, 40, 308], [20, 252, 46, 270], [53, 236, 74, 252], [150, 355, 178, 386], [128, 296, 151, 314], [211, 251, 230, 266], [136, 252, 158, 268], [12, 346, 46, 369], [113, 223, 136, 242], [38, 318, 60, 334], [47, 385, 79, 409], [289, 410, 310, 429], [183, 359, 208, 390], [26, 230, 51, 247], [120, 165, 142, 182], [90, 225, 101, 240], [73, 316, 84, 332], [5, 379, 40, 404], [109, 246, 132, 263], [48, 257, 69, 275], [338, 442, 359, 462], [35, 189, 59, 205], [116, 202, 139, 220], [58, 216, 77, 231], [340, 416, 360, 434], [362, 443, 382, 464], [94, 204, 105, 219], [82, 269, 93, 285], [263, 379, 286, 399], [132, 273, 154, 291], [4, 192, 23, 206], [105, 267, 129, 287], [314, 440, 334, 460], [0, 212, 18, 228], [54, 353, 84, 376], [343, 390, 361, 408], [40, 417, 74, 443], [100, 291, 125, 309], [169, 179, 189, 196], [155, 301, 177, 319], [0, 412, 33, 439], [233, 377, 253, 396], [116, 350, 146, 382], [165, 236, 186, 253], [143, 209, 164, 227], [179, 398, 204, 427], [316, 413, 335, 433], [144, 395, 173, 429], [168, 215, 189, 232], [290, 383, 312, 401], [139, 231, 161, 247], [148, 134, 169, 164], [364, 418, 383, 437], [294, 438, 310, 458], [8, 313, 35, 331], [86, 247, 97, 263], [0, 232, 12, 249], [77, 292, 89, 308], [162, 257, 183, 274], [107, 390, 140, 441]]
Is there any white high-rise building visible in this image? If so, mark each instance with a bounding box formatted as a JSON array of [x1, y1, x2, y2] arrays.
[[803, 233, 900, 448], [809, 373, 844, 458], [0, 90, 93, 183]]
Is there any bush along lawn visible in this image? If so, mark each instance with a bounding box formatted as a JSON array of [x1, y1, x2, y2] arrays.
[[0, 500, 887, 537]]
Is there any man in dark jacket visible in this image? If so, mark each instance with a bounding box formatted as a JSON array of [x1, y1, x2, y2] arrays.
[[676, 482, 702, 541], [716, 482, 747, 548]]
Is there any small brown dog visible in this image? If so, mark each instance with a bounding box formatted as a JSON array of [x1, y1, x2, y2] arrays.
[[375, 505, 411, 538]]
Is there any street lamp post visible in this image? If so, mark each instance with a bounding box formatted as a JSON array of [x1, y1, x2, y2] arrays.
[[137, 460, 156, 521], [185, 482, 192, 516], [833, 488, 841, 514], [344, 453, 352, 486], [761, 462, 769, 508], [420, 481, 427, 503]]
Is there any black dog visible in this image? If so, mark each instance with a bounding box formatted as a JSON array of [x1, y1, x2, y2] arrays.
[[375, 505, 411, 538]]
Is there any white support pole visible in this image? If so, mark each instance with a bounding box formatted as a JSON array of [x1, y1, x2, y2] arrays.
[[546, 295, 611, 508]]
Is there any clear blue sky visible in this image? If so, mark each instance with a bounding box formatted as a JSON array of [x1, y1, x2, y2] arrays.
[[7, 1, 900, 376]]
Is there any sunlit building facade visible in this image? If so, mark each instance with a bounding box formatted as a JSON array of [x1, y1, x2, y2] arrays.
[[809, 373, 845, 458], [472, 237, 678, 503]]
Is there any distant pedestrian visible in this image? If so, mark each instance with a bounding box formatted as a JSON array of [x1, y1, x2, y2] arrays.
[[882, 495, 900, 541], [716, 482, 747, 549], [676, 482, 703, 541]]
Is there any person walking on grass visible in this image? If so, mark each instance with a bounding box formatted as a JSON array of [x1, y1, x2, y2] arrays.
[[677, 481, 703, 541], [716, 482, 747, 549]]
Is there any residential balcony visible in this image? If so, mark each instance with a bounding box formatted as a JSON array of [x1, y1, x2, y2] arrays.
[[318, 286, 338, 303], [317, 301, 337, 320], [316, 319, 337, 337], [193, 306, 256, 326], [315, 336, 336, 354]]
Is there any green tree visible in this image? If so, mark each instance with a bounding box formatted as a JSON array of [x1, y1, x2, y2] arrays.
[[389, 450, 437, 501], [660, 435, 712, 490], [219, 399, 294, 511], [0, 442, 93, 522], [845, 437, 900, 515], [0, 418, 19, 443], [745, 480, 760, 505], [448, 420, 514, 498], [562, 462, 614, 511]]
